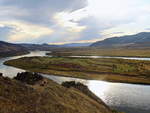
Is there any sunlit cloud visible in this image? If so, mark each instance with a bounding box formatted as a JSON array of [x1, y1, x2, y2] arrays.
[[53, 11, 86, 33], [0, 21, 53, 42]]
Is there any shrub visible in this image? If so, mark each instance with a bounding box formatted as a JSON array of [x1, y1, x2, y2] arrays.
[[14, 72, 43, 85]]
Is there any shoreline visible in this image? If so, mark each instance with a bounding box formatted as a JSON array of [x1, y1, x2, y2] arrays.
[[33, 72, 150, 86]]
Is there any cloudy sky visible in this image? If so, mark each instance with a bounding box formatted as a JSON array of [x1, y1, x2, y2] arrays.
[[0, 0, 150, 44]]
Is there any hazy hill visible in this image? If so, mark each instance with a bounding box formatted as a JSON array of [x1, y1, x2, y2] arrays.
[[0, 41, 29, 57], [20, 43, 58, 51], [20, 42, 91, 51], [59, 42, 92, 47], [91, 32, 150, 48]]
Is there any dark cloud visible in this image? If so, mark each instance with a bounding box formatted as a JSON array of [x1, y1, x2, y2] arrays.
[[1, 0, 87, 25], [2, 0, 86, 10]]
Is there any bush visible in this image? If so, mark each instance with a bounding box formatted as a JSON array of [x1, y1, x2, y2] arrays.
[[62, 81, 88, 90], [14, 72, 43, 85]]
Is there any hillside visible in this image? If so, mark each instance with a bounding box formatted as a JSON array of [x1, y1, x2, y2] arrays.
[[0, 41, 29, 57], [20, 43, 58, 51], [91, 32, 150, 47], [0, 74, 114, 113]]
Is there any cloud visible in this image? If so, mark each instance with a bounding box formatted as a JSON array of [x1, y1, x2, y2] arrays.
[[0, 0, 88, 43], [47, 0, 150, 43], [0, 21, 53, 43], [1, 0, 87, 25], [0, 0, 150, 44], [78, 0, 150, 40], [53, 12, 86, 33]]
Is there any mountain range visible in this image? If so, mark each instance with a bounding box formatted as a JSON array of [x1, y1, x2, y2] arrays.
[[91, 32, 150, 48], [1, 32, 150, 57], [58, 42, 91, 47]]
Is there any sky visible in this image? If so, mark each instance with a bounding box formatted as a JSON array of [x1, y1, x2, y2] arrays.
[[0, 0, 150, 44]]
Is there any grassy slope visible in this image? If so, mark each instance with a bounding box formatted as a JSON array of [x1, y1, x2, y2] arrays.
[[4, 56, 150, 84], [0, 75, 114, 113], [48, 47, 150, 57]]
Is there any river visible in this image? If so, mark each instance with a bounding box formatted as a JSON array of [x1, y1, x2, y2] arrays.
[[1, 51, 150, 113]]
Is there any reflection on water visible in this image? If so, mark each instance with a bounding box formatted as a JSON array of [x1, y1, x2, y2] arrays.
[[88, 80, 150, 113], [88, 80, 110, 100], [71, 56, 150, 61], [0, 51, 150, 113]]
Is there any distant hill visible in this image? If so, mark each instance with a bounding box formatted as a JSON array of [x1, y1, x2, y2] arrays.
[[91, 32, 150, 48], [20, 43, 58, 51], [20, 42, 91, 50], [0, 41, 29, 57], [59, 42, 92, 47]]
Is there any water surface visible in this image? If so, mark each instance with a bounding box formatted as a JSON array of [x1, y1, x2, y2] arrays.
[[71, 55, 150, 61]]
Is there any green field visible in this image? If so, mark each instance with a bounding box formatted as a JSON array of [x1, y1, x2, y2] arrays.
[[4, 56, 150, 84]]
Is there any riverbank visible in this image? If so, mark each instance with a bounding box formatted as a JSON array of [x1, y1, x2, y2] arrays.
[[0, 72, 118, 113], [4, 56, 150, 85]]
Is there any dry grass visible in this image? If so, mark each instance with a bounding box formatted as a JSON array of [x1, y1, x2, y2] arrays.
[[0, 75, 114, 113]]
